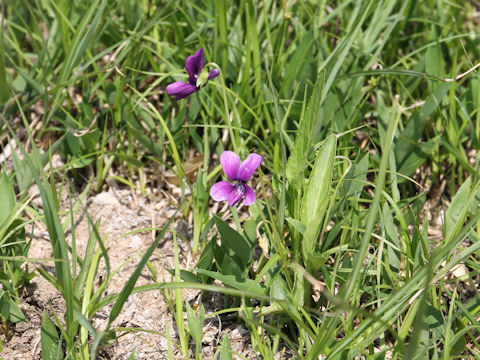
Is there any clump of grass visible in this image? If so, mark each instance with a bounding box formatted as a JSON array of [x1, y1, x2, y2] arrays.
[[1, 0, 480, 359]]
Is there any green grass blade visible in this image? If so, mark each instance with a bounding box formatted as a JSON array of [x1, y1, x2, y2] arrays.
[[0, 19, 9, 104], [107, 215, 175, 326]]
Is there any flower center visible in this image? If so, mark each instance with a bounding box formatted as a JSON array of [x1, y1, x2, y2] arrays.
[[233, 181, 246, 197]]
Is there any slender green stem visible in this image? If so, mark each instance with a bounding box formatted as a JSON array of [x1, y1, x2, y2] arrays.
[[231, 206, 242, 235], [212, 63, 239, 153], [173, 229, 188, 356]]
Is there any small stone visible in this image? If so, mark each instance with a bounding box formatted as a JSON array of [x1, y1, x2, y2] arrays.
[[142, 310, 152, 320], [129, 235, 143, 249], [92, 191, 119, 207]]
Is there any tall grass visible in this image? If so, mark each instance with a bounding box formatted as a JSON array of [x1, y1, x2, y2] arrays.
[[1, 0, 480, 358]]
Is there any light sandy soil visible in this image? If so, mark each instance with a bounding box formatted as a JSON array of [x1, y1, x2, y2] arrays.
[[1, 183, 258, 359]]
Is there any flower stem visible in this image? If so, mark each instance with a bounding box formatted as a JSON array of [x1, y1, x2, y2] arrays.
[[210, 63, 239, 153], [231, 205, 242, 235]]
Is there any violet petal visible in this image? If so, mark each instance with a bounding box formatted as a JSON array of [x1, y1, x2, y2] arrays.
[[166, 81, 198, 100], [220, 151, 240, 181], [244, 184, 256, 205], [208, 68, 220, 80], [210, 181, 235, 202], [237, 153, 262, 182], [227, 184, 245, 206], [185, 47, 204, 82]]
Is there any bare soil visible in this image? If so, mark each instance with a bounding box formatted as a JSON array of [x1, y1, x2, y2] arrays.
[[1, 182, 257, 359]]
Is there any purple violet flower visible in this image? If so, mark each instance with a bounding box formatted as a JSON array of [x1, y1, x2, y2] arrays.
[[210, 151, 262, 207], [166, 47, 220, 100]]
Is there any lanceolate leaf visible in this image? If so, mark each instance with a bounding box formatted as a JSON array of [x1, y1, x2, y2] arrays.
[[0, 21, 9, 103], [301, 134, 337, 262], [0, 291, 26, 323], [220, 334, 233, 360], [286, 78, 323, 192], [41, 311, 62, 360], [395, 82, 449, 170], [195, 269, 266, 296], [213, 215, 253, 269], [445, 176, 475, 244], [0, 173, 15, 228]]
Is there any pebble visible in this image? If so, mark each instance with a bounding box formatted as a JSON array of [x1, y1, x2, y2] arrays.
[[129, 235, 143, 248]]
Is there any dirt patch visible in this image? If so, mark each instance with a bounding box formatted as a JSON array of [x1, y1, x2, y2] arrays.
[[1, 186, 256, 359]]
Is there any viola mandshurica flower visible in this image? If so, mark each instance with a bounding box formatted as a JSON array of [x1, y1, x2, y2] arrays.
[[166, 47, 220, 100], [210, 151, 262, 207]]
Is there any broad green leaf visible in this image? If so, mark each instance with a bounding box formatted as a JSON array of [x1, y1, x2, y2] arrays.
[[0, 173, 15, 227], [218, 251, 243, 277], [293, 269, 305, 307], [10, 64, 44, 95], [243, 219, 257, 249], [195, 269, 266, 296], [281, 30, 315, 95], [425, 28, 444, 90], [398, 297, 419, 341], [178, 269, 199, 283], [286, 78, 322, 191], [425, 305, 445, 339], [0, 294, 26, 323], [301, 134, 336, 261], [220, 334, 233, 360], [195, 236, 215, 282], [445, 177, 472, 243], [301, 135, 337, 226], [192, 169, 209, 255], [186, 302, 205, 353], [268, 271, 289, 301], [41, 311, 62, 360], [213, 215, 253, 269], [286, 217, 306, 234], [397, 135, 440, 178], [395, 83, 449, 169], [343, 152, 369, 197], [0, 21, 9, 103], [382, 204, 401, 273], [11, 136, 65, 194]]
